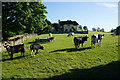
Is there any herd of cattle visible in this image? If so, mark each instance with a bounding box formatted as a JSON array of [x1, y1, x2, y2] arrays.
[[3, 32, 104, 59]]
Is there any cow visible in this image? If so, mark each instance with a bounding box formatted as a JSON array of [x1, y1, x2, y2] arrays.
[[30, 43, 44, 56], [91, 34, 104, 48], [35, 38, 50, 43], [73, 36, 89, 48], [84, 34, 88, 37], [48, 37, 55, 42], [67, 32, 74, 37], [49, 33, 52, 37], [4, 43, 25, 59]]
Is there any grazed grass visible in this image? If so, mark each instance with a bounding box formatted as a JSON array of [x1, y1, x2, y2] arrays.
[[2, 31, 119, 79]]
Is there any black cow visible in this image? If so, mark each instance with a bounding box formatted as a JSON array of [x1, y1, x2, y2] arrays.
[[74, 36, 88, 48], [30, 43, 44, 56], [4, 43, 25, 59]]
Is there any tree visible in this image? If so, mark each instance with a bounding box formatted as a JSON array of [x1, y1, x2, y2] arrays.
[[110, 28, 115, 33], [45, 19, 52, 32], [2, 2, 47, 40], [97, 27, 100, 32], [78, 25, 82, 30], [52, 23, 59, 32], [83, 26, 88, 31], [92, 27, 96, 31], [100, 28, 104, 32], [115, 26, 120, 35]]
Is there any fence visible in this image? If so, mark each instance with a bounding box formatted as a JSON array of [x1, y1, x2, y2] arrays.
[[0, 33, 37, 52]]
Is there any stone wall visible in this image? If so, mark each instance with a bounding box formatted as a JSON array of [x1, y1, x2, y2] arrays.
[[0, 34, 37, 52]]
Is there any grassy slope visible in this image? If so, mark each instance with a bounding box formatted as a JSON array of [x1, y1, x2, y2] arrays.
[[2, 31, 119, 79]]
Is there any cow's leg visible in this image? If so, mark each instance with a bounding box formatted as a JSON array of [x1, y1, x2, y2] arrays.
[[33, 50, 35, 56], [78, 44, 79, 47], [99, 40, 101, 47], [23, 51, 25, 57], [23, 52, 25, 57], [31, 50, 32, 56], [10, 53, 13, 59], [94, 43, 96, 48], [21, 52, 25, 57], [36, 49, 38, 54], [21, 52, 22, 57], [76, 45, 78, 48], [82, 43, 83, 47], [91, 42, 93, 48]]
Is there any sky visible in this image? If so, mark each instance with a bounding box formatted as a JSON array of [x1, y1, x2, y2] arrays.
[[42, 2, 118, 32]]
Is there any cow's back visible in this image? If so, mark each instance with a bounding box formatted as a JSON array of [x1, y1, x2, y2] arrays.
[[13, 44, 25, 53], [8, 44, 25, 53], [30, 43, 40, 50], [91, 34, 98, 43]]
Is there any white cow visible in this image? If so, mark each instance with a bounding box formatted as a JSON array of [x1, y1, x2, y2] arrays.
[[49, 33, 52, 37], [91, 34, 104, 48]]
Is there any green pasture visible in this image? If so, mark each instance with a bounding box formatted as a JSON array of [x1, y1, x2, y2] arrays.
[[1, 31, 119, 79]]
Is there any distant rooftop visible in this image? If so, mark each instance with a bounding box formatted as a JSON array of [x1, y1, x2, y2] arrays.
[[59, 20, 79, 26]]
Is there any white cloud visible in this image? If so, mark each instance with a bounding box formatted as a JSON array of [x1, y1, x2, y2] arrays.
[[99, 3, 118, 8], [103, 3, 118, 7], [97, 3, 118, 14]]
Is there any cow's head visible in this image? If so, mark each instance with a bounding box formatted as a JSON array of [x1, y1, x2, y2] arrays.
[[101, 34, 104, 38], [4, 45, 11, 55], [98, 34, 104, 39], [3, 42, 10, 49], [40, 46, 44, 50], [83, 36, 89, 41]]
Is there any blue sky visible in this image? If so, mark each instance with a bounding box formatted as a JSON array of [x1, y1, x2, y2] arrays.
[[42, 2, 118, 32]]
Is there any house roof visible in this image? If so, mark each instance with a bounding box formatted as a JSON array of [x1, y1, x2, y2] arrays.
[[59, 20, 79, 26]]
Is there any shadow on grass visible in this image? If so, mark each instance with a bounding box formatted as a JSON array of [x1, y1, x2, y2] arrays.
[[45, 61, 120, 80], [27, 41, 50, 44], [1, 55, 30, 62], [50, 47, 91, 53], [27, 41, 36, 44]]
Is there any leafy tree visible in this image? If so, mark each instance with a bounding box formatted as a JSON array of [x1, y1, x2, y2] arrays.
[[83, 26, 88, 30], [115, 26, 120, 35], [44, 19, 52, 32], [111, 28, 115, 33], [45, 19, 52, 25], [97, 27, 100, 32], [78, 25, 82, 30], [52, 23, 59, 32], [2, 2, 47, 41], [92, 27, 96, 31], [100, 28, 104, 32]]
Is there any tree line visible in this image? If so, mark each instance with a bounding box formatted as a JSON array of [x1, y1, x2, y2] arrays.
[[2, 2, 48, 41], [110, 26, 120, 35], [78, 25, 88, 31], [92, 27, 104, 32]]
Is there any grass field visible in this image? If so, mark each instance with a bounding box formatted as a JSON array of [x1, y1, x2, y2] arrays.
[[1, 31, 119, 79]]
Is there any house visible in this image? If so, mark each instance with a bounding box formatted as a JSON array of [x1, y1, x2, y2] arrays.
[[58, 20, 79, 32]]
